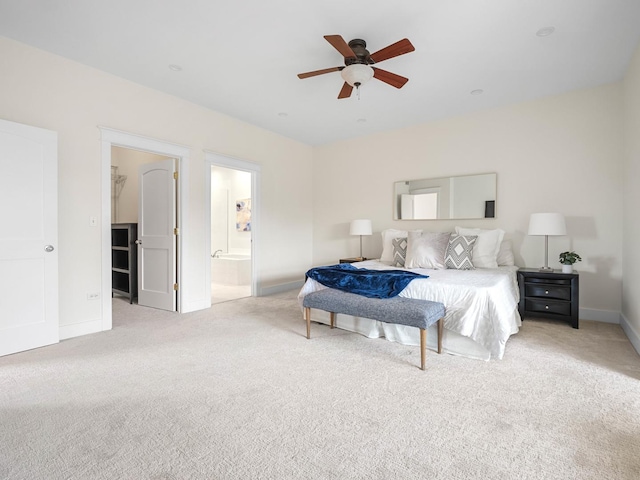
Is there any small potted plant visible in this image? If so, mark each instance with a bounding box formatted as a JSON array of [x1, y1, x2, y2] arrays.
[[559, 251, 582, 273]]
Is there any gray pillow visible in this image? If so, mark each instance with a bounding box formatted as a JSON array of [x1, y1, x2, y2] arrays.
[[445, 234, 477, 270], [391, 237, 407, 267]]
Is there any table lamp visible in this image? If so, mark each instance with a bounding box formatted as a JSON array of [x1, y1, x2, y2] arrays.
[[528, 213, 566, 271], [349, 219, 372, 260]]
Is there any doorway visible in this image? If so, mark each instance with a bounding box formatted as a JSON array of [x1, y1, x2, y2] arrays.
[[100, 128, 190, 331], [111, 146, 178, 310], [205, 152, 260, 305], [210, 165, 252, 304]]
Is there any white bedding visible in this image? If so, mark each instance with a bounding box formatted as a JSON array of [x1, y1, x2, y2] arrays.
[[298, 260, 521, 360]]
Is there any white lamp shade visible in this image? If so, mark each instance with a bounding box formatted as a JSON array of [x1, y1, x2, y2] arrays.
[[341, 64, 374, 87], [350, 219, 372, 236], [528, 213, 566, 236]]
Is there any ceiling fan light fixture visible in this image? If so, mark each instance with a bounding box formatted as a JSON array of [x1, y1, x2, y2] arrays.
[[341, 64, 374, 87]]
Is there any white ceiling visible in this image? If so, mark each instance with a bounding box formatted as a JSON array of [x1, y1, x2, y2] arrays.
[[1, 0, 640, 146]]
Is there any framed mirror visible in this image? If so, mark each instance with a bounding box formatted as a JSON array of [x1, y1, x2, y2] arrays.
[[394, 173, 496, 220]]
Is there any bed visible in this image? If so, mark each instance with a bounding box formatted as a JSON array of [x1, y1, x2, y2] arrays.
[[298, 228, 522, 361]]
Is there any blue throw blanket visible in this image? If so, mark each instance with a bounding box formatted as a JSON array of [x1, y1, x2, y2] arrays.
[[305, 263, 428, 298]]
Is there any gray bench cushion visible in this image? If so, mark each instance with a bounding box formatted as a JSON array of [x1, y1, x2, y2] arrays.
[[303, 288, 444, 330]]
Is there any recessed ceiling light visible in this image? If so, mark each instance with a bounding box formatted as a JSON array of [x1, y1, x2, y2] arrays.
[[536, 27, 555, 37], [168, 64, 182, 72], [277, 112, 288, 117], [470, 89, 484, 96], [356, 118, 367, 123]]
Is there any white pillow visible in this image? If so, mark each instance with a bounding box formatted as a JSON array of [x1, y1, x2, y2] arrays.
[[380, 229, 421, 263], [405, 231, 451, 269], [455, 227, 505, 268], [497, 239, 515, 266]]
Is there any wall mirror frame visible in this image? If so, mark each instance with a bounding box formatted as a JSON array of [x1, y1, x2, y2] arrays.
[[394, 172, 497, 220]]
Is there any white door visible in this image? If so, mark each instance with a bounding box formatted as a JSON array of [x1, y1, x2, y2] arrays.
[[0, 119, 58, 356], [137, 158, 176, 311]]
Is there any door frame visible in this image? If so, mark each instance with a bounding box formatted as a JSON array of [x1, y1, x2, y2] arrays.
[[99, 127, 190, 330], [205, 151, 260, 304]]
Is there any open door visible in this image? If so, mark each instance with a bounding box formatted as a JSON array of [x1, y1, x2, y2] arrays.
[[0, 119, 58, 356], [137, 158, 177, 311]]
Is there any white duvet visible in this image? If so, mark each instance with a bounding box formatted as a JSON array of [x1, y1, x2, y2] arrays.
[[298, 260, 521, 360]]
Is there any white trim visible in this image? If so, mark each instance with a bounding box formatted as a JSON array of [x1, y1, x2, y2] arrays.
[[620, 313, 640, 356], [205, 151, 261, 305], [258, 280, 304, 297], [59, 318, 102, 340], [182, 298, 212, 313], [579, 307, 621, 324], [99, 127, 190, 330]]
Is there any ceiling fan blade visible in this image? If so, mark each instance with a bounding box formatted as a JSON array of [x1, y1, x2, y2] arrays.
[[370, 38, 415, 63], [338, 82, 353, 99], [324, 35, 356, 58], [297, 66, 343, 79], [372, 67, 409, 89]]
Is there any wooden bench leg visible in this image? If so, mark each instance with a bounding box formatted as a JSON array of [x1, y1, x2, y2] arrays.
[[304, 308, 336, 338], [437, 318, 443, 354], [420, 328, 426, 370]]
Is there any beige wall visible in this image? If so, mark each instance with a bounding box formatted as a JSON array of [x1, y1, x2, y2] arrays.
[[623, 43, 640, 350], [111, 146, 169, 224], [211, 166, 252, 255], [0, 37, 313, 332], [314, 84, 624, 318]]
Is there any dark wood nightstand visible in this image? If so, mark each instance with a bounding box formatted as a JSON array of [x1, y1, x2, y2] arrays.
[[517, 268, 579, 329], [339, 257, 367, 263]]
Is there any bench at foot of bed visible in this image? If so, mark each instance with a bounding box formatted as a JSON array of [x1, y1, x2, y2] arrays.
[[302, 289, 445, 370]]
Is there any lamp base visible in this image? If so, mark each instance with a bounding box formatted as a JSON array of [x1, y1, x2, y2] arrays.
[[539, 266, 554, 272]]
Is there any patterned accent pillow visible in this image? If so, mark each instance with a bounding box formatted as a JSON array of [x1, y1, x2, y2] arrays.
[[392, 237, 408, 267], [445, 234, 477, 270]]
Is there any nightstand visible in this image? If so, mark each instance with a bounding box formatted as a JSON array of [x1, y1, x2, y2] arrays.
[[517, 268, 579, 329], [339, 257, 367, 263]]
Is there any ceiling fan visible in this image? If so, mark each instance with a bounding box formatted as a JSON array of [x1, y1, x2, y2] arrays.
[[297, 35, 415, 99]]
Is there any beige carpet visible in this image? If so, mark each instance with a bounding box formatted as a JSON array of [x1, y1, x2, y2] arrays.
[[1, 291, 639, 480]]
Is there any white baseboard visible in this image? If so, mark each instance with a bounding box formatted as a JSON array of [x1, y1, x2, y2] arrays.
[[258, 280, 304, 296], [181, 298, 211, 313], [620, 313, 640, 356], [579, 308, 620, 324], [59, 318, 104, 340]]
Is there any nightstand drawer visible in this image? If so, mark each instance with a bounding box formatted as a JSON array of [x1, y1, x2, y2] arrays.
[[524, 276, 571, 286], [525, 298, 571, 317], [524, 284, 571, 301]]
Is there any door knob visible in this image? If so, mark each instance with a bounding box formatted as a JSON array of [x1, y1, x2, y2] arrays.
[[135, 239, 142, 245], [44, 245, 54, 252]]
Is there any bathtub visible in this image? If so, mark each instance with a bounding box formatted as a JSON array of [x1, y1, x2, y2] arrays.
[[211, 254, 251, 285]]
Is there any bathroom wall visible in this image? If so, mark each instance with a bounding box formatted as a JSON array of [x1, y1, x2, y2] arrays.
[[211, 166, 252, 256]]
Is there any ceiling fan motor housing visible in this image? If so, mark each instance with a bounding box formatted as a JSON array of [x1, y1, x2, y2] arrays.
[[345, 39, 373, 65]]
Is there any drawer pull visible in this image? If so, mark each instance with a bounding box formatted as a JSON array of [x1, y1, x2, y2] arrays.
[[545, 305, 549, 309], [545, 290, 549, 295]]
